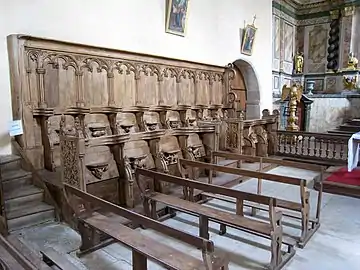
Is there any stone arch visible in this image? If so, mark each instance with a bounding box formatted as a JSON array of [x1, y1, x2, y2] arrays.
[[232, 59, 260, 119]]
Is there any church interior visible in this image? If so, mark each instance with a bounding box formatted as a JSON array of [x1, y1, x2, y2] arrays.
[[1, 0, 360, 269]]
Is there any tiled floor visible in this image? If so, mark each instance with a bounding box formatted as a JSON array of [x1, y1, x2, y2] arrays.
[[16, 166, 360, 269]]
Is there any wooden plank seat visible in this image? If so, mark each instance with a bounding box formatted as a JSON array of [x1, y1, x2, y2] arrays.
[[0, 234, 42, 270], [64, 184, 228, 270], [180, 153, 324, 248], [40, 246, 84, 270], [135, 168, 296, 270]]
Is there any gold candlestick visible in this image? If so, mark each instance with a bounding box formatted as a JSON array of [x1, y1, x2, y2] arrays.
[[281, 84, 303, 131]]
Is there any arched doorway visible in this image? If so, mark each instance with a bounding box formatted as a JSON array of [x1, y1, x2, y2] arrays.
[[232, 59, 260, 119]]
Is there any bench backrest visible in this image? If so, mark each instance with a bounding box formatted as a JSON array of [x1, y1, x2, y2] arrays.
[[212, 151, 324, 172], [178, 158, 306, 187], [63, 184, 214, 252], [135, 168, 276, 207]]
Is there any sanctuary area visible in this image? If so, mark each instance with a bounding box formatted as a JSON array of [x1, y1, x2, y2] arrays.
[[0, 0, 360, 269]]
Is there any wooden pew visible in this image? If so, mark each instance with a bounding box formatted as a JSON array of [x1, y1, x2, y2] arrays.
[[178, 156, 321, 248], [40, 246, 86, 270], [135, 168, 296, 270], [64, 184, 228, 270], [0, 234, 41, 270]]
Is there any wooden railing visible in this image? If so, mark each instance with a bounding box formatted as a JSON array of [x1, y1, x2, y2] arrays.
[[12, 140, 61, 221], [222, 109, 279, 157], [276, 131, 350, 165]]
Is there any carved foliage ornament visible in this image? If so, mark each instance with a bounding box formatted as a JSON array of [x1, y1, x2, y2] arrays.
[[60, 139, 80, 188]]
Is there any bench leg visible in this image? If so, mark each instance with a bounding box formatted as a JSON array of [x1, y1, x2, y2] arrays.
[[300, 191, 310, 244], [203, 252, 229, 270], [219, 224, 226, 235], [199, 215, 209, 239], [269, 227, 282, 270], [150, 200, 158, 219], [132, 250, 147, 270], [78, 221, 100, 253], [143, 198, 151, 217]]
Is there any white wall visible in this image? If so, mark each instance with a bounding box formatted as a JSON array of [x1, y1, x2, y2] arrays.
[[0, 0, 273, 154]]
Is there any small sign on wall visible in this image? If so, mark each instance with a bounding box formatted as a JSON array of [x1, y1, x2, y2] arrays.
[[8, 120, 23, 137]]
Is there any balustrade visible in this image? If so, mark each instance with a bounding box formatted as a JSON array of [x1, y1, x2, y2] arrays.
[[276, 131, 350, 164]]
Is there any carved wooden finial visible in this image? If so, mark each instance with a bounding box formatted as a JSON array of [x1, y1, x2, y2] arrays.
[[252, 15, 257, 25]]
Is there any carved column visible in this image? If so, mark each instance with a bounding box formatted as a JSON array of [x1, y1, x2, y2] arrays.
[[134, 69, 141, 106], [36, 68, 47, 108], [327, 10, 341, 72], [208, 74, 214, 105], [107, 71, 115, 106], [157, 74, 164, 105], [75, 71, 85, 107]]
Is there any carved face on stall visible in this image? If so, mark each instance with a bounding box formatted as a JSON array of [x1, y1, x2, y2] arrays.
[[185, 109, 197, 127], [143, 112, 161, 131], [161, 150, 180, 165], [202, 109, 211, 120], [187, 134, 205, 158], [166, 111, 181, 129], [123, 140, 155, 173], [158, 135, 182, 165], [197, 109, 203, 120], [212, 108, 223, 120], [117, 113, 137, 134]]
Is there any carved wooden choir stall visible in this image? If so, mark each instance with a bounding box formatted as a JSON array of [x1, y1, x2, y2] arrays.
[[3, 34, 351, 270]]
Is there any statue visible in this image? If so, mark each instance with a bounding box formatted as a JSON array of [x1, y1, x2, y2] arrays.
[[347, 52, 358, 70], [281, 84, 303, 131], [294, 52, 304, 74]]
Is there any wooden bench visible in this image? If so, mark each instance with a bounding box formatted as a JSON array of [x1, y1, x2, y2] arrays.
[[0, 234, 47, 270], [64, 184, 228, 270], [135, 168, 296, 270], [41, 246, 85, 270], [179, 155, 322, 248]]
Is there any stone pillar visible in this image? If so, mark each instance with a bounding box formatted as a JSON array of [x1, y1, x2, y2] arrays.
[[340, 6, 356, 68]]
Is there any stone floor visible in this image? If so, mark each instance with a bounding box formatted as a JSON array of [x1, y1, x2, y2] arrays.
[[15, 166, 360, 270]]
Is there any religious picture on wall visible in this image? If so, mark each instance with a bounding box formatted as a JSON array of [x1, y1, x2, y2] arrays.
[[241, 23, 257, 55], [165, 0, 190, 36]]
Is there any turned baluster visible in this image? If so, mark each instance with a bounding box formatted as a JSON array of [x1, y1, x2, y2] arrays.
[[296, 136, 301, 155], [284, 135, 289, 153], [292, 135, 298, 154], [277, 134, 282, 153], [319, 139, 325, 158], [325, 139, 330, 159], [314, 138, 319, 157], [340, 140, 345, 160], [305, 136, 311, 156], [332, 140, 337, 159], [301, 135, 307, 156]]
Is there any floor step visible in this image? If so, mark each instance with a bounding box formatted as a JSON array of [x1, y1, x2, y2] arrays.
[[4, 185, 43, 201], [0, 154, 21, 165], [2, 170, 32, 192], [5, 192, 44, 212], [328, 129, 353, 135], [8, 209, 55, 232], [7, 202, 54, 220]]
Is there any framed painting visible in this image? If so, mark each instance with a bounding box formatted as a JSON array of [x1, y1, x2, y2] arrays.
[[165, 0, 190, 37], [241, 24, 257, 56]]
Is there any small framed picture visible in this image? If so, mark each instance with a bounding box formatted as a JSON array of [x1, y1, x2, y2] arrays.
[[241, 24, 257, 55], [165, 0, 190, 37]]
